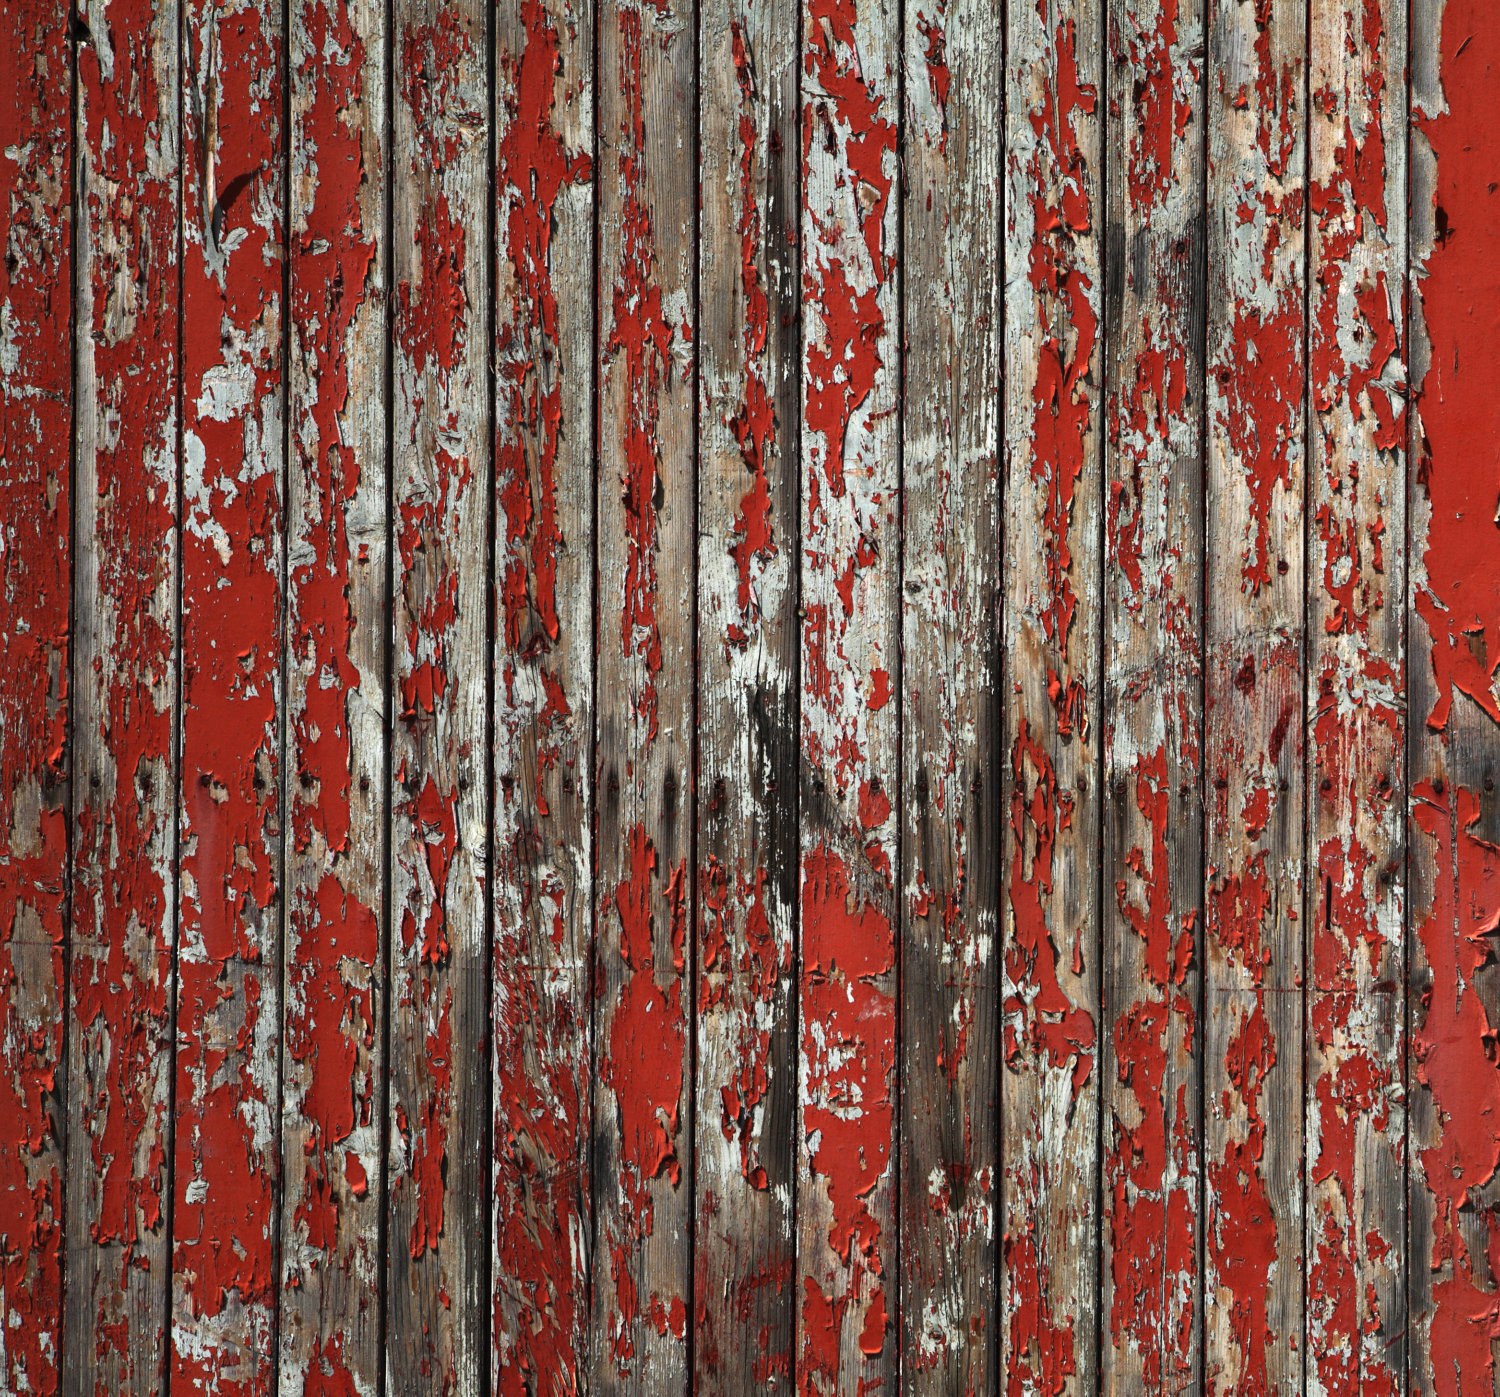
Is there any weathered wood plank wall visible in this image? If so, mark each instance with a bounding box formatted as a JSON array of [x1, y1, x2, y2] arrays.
[[7, 1, 1500, 1395]]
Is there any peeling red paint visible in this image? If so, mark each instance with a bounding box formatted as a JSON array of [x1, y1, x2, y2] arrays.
[[280, 0, 383, 1381], [603, 824, 687, 1371], [172, 1, 285, 1388], [67, 0, 179, 1384], [1414, 0, 1500, 734], [799, 847, 895, 1392], [0, 6, 70, 1390], [1105, 749, 1196, 1390], [492, 0, 593, 1390], [798, 0, 899, 1382], [1305, 0, 1405, 1388]]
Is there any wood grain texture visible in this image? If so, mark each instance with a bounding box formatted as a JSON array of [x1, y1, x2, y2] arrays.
[[694, 0, 799, 1383], [795, 0, 901, 1383], [278, 0, 388, 1387], [172, 0, 286, 1388], [900, 0, 1001, 1387], [491, 0, 594, 1388], [0, 5, 71, 1392], [1202, 0, 1306, 1391], [1000, 2, 1103, 1392], [386, 0, 490, 1390], [66, 0, 178, 1390], [1406, 2, 1500, 1393], [1305, 0, 1407, 1390], [593, 0, 695, 1383], [1099, 0, 1205, 1391]]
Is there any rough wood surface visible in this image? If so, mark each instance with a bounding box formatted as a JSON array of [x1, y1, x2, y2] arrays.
[[593, 0, 696, 1383], [1099, 0, 1205, 1391], [1001, 2, 1104, 1392], [694, 0, 799, 1382], [1305, 0, 1407, 1389], [278, 0, 388, 1388], [171, 0, 286, 1388], [0, 6, 71, 1391], [491, 0, 594, 1388], [1202, 0, 1306, 1391], [900, 0, 1002, 1387], [8, 6, 1500, 1394], [386, 0, 490, 1389], [1406, 1, 1500, 1392], [795, 0, 901, 1384], [66, 1, 178, 1390]]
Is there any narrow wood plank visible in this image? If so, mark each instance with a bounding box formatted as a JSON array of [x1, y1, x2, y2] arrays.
[[172, 0, 286, 1388], [795, 0, 901, 1384], [277, 0, 388, 1386], [491, 0, 594, 1389], [900, 0, 1002, 1386], [1202, 0, 1307, 1390], [386, 1, 490, 1390], [66, 0, 178, 1389], [593, 0, 695, 1379], [694, 0, 798, 1382], [0, 5, 72, 1390], [1099, 0, 1206, 1390], [1407, 2, 1500, 1392], [1305, 0, 1407, 1390], [1000, 2, 1104, 1392]]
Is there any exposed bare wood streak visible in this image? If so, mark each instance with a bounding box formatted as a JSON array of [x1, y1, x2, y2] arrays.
[[900, 0, 1002, 1386]]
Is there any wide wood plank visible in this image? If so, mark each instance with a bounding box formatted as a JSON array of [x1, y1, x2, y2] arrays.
[[1407, 2, 1500, 1392], [1099, 0, 1205, 1390], [900, 0, 1002, 1387], [386, 1, 491, 1390], [1202, 0, 1307, 1390], [1305, 0, 1407, 1389], [592, 0, 696, 1383], [795, 0, 901, 1386], [491, 0, 594, 1388], [1000, 2, 1104, 1392], [171, 0, 286, 1387], [66, 0, 179, 1389], [0, 5, 72, 1391], [277, 0, 388, 1387], [694, 0, 799, 1382]]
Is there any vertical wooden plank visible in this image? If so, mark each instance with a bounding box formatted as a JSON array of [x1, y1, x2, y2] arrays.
[[694, 0, 798, 1380], [0, 5, 71, 1392], [1202, 0, 1306, 1391], [386, 0, 490, 1390], [900, 0, 1001, 1387], [1099, 0, 1205, 1390], [1305, 0, 1407, 1390], [172, 0, 286, 1388], [278, 0, 387, 1387], [66, 0, 178, 1390], [795, 0, 900, 1383], [1407, 2, 1500, 1393], [1000, 1, 1103, 1392], [491, 0, 594, 1388], [593, 0, 695, 1377]]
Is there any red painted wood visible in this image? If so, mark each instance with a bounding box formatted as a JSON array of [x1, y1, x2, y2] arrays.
[[67, 0, 179, 1389], [278, 0, 388, 1385], [491, 0, 594, 1387], [172, 0, 286, 1388], [0, 6, 71, 1392], [795, 0, 901, 1385]]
